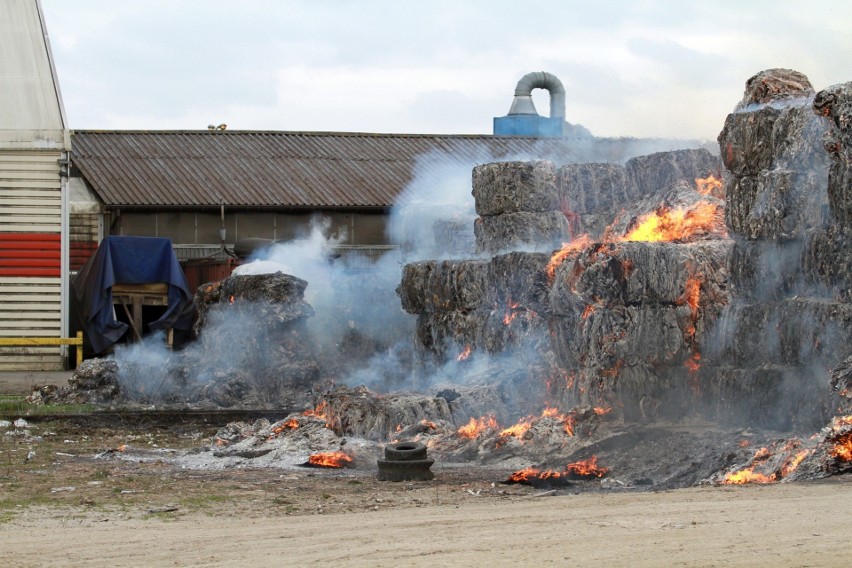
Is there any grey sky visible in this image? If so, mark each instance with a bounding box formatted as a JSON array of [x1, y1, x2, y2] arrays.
[[41, 0, 852, 140]]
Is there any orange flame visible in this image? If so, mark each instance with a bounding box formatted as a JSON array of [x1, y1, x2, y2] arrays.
[[593, 406, 612, 416], [621, 202, 722, 243], [685, 352, 701, 373], [307, 451, 353, 468], [229, 295, 235, 304], [722, 467, 776, 485], [271, 418, 300, 435], [722, 443, 813, 484], [681, 276, 701, 316], [565, 456, 609, 479], [508, 457, 609, 484], [563, 414, 576, 436], [499, 418, 532, 439], [546, 235, 592, 282], [457, 415, 497, 439], [507, 466, 565, 483], [695, 175, 724, 196], [830, 432, 852, 462], [780, 449, 811, 477], [581, 304, 598, 320], [456, 344, 473, 361], [303, 401, 335, 428], [541, 407, 564, 419]]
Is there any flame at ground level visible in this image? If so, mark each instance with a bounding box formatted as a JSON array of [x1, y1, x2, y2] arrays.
[[830, 431, 852, 462], [507, 455, 609, 485], [306, 451, 354, 468]]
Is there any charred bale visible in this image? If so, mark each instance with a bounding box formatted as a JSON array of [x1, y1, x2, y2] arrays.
[[414, 309, 490, 361], [486, 252, 551, 312], [814, 82, 852, 225], [710, 298, 852, 369], [557, 163, 628, 237], [728, 238, 806, 300], [723, 169, 828, 240], [472, 160, 559, 216], [557, 150, 722, 238], [432, 218, 476, 258], [802, 226, 852, 303], [474, 210, 570, 255], [194, 272, 314, 333], [549, 305, 696, 371], [711, 364, 831, 431], [624, 148, 722, 200], [397, 260, 489, 314], [27, 358, 121, 405], [549, 241, 730, 314], [718, 69, 830, 240]]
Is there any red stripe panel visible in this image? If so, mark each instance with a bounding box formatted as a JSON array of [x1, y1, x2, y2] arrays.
[[0, 232, 61, 277], [0, 250, 60, 259], [70, 241, 98, 271], [0, 267, 61, 277], [0, 233, 60, 242]]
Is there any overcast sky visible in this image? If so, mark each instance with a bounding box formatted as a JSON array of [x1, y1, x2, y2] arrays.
[[40, 0, 852, 141]]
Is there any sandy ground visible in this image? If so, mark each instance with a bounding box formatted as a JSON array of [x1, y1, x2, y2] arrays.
[[3, 371, 851, 566], [1, 478, 850, 567]]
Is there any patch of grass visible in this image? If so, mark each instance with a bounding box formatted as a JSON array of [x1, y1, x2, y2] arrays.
[[0, 395, 96, 418], [0, 509, 17, 524], [179, 494, 233, 510]]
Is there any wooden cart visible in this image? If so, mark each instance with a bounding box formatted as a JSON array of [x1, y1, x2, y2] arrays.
[[111, 283, 173, 345]]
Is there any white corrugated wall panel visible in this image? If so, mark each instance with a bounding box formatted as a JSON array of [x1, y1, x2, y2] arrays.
[[0, 151, 64, 370]]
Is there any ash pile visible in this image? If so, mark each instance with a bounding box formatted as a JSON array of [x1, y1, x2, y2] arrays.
[[30, 272, 321, 409]]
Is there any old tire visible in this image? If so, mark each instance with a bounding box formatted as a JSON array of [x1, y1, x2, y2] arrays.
[[377, 458, 435, 481], [384, 441, 427, 461]]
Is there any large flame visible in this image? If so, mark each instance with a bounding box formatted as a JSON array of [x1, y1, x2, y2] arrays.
[[307, 451, 354, 468], [722, 467, 776, 485], [499, 418, 532, 439], [565, 456, 609, 479], [457, 415, 498, 439], [721, 442, 812, 484], [547, 176, 726, 282], [831, 432, 852, 462], [621, 202, 722, 243]]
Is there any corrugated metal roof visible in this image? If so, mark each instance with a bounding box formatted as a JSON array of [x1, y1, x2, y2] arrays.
[[70, 130, 695, 209]]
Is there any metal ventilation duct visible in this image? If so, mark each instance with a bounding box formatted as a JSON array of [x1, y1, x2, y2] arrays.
[[507, 71, 566, 119]]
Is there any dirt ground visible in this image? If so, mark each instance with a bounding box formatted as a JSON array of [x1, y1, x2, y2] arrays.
[[1, 414, 851, 567]]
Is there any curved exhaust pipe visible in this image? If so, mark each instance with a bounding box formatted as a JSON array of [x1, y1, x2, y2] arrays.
[[507, 71, 566, 119]]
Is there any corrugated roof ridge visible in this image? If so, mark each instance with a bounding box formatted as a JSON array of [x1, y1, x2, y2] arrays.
[[72, 129, 502, 138]]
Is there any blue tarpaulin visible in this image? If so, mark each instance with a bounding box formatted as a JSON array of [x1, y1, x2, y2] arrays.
[[73, 236, 196, 354]]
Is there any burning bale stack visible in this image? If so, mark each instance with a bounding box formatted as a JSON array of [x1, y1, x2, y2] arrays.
[[559, 149, 723, 238], [548, 237, 730, 421], [711, 69, 852, 430], [399, 152, 730, 423]]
